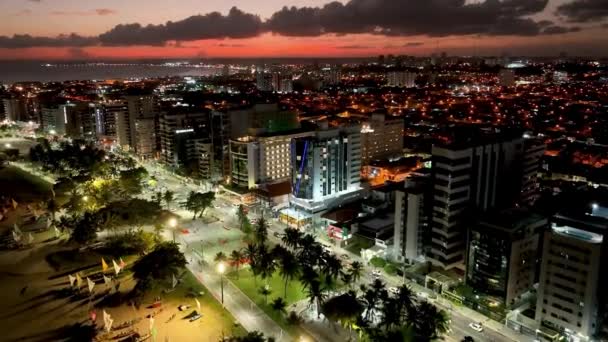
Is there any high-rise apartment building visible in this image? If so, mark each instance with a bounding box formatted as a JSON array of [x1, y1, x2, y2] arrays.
[[135, 117, 156, 159], [159, 110, 208, 168], [93, 101, 126, 139], [41, 102, 86, 137], [291, 124, 362, 214], [2, 97, 28, 122], [386, 71, 417, 88], [520, 138, 545, 206], [499, 69, 516, 87], [361, 113, 403, 164], [160, 109, 229, 180], [535, 205, 608, 341], [393, 174, 431, 263], [466, 208, 546, 307], [229, 104, 299, 139], [116, 94, 158, 154], [229, 130, 313, 189], [429, 132, 527, 270], [272, 73, 293, 93], [256, 71, 273, 92]]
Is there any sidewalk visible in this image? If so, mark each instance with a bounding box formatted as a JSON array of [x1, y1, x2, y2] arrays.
[[185, 254, 292, 342]]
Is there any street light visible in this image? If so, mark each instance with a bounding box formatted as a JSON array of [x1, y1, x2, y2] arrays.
[[168, 218, 178, 242], [218, 262, 226, 305]]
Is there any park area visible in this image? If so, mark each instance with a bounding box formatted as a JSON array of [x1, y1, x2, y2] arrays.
[[0, 157, 246, 341], [228, 269, 307, 335]]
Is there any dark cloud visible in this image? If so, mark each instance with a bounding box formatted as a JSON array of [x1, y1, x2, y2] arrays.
[[0, 34, 98, 49], [98, 7, 263, 46], [266, 0, 556, 37], [541, 26, 581, 34], [336, 44, 372, 49], [52, 9, 117, 16], [0, 1, 588, 49], [95, 8, 117, 16], [216, 43, 247, 47], [557, 0, 608, 22]]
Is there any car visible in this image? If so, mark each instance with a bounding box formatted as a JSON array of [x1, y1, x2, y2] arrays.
[[371, 270, 382, 278], [340, 254, 350, 260], [468, 322, 483, 332], [388, 287, 399, 294], [189, 314, 202, 322], [273, 232, 281, 238]]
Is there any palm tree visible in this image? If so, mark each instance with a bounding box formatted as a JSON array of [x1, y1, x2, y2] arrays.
[[321, 291, 363, 334], [214, 251, 228, 263], [306, 279, 327, 318], [258, 245, 276, 286], [299, 265, 319, 291], [413, 301, 450, 340], [163, 190, 174, 210], [349, 261, 363, 285], [395, 284, 416, 322], [321, 253, 343, 283], [259, 285, 272, 305], [244, 243, 260, 286], [254, 216, 269, 246], [379, 296, 400, 330], [360, 285, 379, 323], [340, 271, 353, 288], [277, 250, 299, 298], [230, 250, 244, 279], [281, 227, 303, 250], [270, 297, 288, 316], [236, 204, 247, 231], [461, 337, 475, 342]]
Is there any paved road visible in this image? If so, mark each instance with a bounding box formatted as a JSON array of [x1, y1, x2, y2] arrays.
[[141, 161, 535, 342]]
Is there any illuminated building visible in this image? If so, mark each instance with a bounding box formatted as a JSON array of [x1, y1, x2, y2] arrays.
[[535, 205, 608, 341], [229, 130, 313, 189], [393, 175, 431, 263], [361, 113, 404, 164], [41, 102, 83, 137], [289, 124, 362, 226], [429, 132, 529, 270], [386, 71, 417, 88], [466, 208, 546, 307]]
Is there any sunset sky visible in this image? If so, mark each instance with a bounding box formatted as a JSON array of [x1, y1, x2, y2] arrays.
[[0, 0, 607, 60]]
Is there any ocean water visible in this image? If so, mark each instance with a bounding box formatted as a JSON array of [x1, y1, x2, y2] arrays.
[[0, 61, 222, 83]]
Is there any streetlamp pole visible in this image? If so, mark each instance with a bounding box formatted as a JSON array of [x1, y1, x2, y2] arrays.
[[218, 262, 225, 305], [220, 273, 224, 304], [168, 218, 177, 242]]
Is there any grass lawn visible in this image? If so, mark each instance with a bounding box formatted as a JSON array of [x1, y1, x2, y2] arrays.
[[344, 235, 374, 255], [0, 165, 53, 202], [151, 270, 247, 339], [228, 268, 307, 336]]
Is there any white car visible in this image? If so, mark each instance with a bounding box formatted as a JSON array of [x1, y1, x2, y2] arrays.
[[468, 322, 483, 332], [371, 270, 382, 278], [388, 287, 399, 295]]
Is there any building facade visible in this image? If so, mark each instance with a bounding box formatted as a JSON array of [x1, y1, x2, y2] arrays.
[[290, 125, 362, 214], [429, 135, 526, 270], [535, 208, 608, 341], [466, 208, 546, 307], [361, 113, 404, 164], [229, 131, 313, 189], [386, 71, 417, 88], [393, 175, 431, 263]]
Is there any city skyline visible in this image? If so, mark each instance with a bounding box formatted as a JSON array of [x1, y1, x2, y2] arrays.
[[1, 0, 608, 60]]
